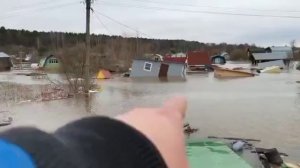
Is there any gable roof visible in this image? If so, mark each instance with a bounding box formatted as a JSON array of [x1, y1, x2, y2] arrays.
[[252, 52, 289, 61], [0, 52, 9, 58]]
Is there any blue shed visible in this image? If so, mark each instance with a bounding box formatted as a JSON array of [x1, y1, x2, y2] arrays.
[[211, 55, 226, 65]]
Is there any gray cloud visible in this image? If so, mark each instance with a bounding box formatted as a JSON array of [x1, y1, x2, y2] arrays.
[[1, 0, 300, 46]]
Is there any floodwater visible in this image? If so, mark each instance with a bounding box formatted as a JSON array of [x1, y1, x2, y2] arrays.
[[1, 66, 300, 162]]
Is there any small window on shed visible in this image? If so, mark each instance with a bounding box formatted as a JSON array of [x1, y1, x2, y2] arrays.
[[49, 58, 58, 64], [144, 62, 152, 71]]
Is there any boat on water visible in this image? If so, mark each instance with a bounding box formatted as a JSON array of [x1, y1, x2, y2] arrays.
[[187, 138, 297, 168], [213, 67, 255, 78]]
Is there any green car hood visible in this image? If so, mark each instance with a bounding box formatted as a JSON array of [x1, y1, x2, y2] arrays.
[[187, 140, 253, 168]]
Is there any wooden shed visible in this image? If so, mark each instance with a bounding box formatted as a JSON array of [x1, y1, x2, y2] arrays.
[[0, 52, 12, 71]]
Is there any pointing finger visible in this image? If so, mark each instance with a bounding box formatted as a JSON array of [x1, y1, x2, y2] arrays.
[[163, 96, 187, 119]]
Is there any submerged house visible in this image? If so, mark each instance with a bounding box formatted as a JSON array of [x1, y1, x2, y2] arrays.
[[248, 46, 293, 68], [0, 52, 13, 71], [130, 58, 186, 78], [39, 55, 61, 71], [252, 52, 290, 69], [186, 51, 211, 71]]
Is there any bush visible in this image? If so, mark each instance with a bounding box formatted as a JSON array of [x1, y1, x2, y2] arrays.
[[230, 49, 248, 61]]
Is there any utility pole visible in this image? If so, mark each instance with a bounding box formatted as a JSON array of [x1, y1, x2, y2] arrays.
[[136, 30, 139, 57], [84, 0, 91, 94]]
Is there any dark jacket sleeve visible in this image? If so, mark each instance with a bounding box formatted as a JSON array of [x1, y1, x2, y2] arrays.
[[0, 117, 167, 168]]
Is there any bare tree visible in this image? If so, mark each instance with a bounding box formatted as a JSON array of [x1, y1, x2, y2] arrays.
[[57, 44, 90, 94]]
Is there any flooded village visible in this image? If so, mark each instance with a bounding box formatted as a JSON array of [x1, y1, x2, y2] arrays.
[[1, 43, 300, 164], [2, 0, 300, 167]]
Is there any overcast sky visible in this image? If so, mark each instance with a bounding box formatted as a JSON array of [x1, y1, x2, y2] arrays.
[[1, 0, 300, 47]]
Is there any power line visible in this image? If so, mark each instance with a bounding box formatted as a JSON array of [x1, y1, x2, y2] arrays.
[[97, 2, 300, 19], [9, 0, 66, 11], [1, 0, 77, 17], [93, 10, 151, 37], [92, 11, 112, 35], [0, 1, 80, 21], [91, 11, 117, 58], [0, 2, 77, 20], [98, 0, 300, 14]]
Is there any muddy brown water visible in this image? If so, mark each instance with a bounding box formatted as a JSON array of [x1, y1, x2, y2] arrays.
[[1, 68, 300, 162]]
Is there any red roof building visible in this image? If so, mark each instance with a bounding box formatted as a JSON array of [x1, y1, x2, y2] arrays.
[[187, 51, 211, 65]]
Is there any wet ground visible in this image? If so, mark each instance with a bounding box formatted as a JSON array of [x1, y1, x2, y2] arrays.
[[0, 65, 300, 162]]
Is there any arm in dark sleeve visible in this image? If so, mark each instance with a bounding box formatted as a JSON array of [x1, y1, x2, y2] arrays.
[[0, 117, 167, 168]]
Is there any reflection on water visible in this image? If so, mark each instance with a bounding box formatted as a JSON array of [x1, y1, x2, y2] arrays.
[[1, 69, 300, 161], [84, 96, 92, 114]]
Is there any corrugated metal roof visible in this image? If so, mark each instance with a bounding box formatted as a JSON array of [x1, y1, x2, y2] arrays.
[[252, 52, 289, 60], [0, 52, 9, 58]]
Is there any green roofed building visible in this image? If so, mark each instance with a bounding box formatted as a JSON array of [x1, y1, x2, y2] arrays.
[[39, 55, 61, 72]]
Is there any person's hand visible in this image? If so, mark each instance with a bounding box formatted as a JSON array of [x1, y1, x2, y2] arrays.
[[116, 96, 188, 168]]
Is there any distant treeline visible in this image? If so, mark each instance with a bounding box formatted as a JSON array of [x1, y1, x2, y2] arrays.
[[0, 26, 262, 70]]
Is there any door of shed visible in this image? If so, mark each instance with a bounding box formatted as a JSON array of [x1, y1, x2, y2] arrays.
[[159, 63, 169, 77]]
